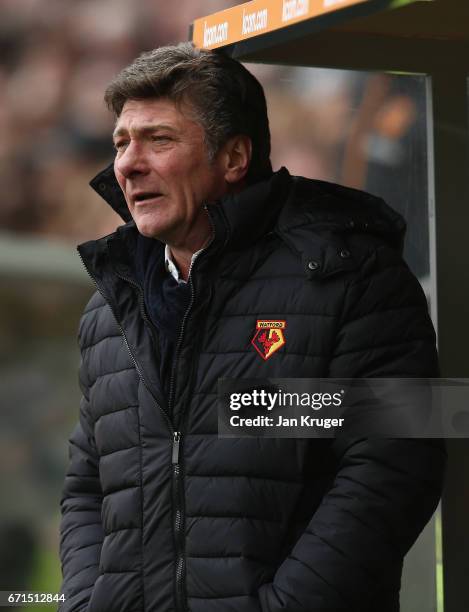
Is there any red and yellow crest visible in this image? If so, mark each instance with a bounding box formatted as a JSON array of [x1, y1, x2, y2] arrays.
[[251, 320, 286, 361]]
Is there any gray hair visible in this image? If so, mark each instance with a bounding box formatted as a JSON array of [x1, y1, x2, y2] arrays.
[[104, 42, 272, 183]]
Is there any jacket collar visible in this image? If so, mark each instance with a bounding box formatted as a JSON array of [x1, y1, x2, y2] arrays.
[[83, 162, 406, 285], [88, 162, 293, 248], [81, 165, 293, 286], [204, 166, 292, 251], [89, 161, 132, 222]]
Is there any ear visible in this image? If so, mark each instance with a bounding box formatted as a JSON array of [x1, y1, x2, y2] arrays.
[[222, 134, 252, 185]]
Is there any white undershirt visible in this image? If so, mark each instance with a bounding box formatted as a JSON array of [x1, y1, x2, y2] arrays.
[[164, 244, 207, 285]]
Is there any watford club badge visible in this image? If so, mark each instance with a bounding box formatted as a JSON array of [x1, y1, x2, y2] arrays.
[[251, 320, 286, 360]]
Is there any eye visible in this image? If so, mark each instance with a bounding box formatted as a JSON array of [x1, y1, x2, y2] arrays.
[[113, 140, 128, 152], [151, 135, 171, 143]]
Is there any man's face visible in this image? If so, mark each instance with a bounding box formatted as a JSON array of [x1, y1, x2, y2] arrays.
[[113, 97, 228, 245]]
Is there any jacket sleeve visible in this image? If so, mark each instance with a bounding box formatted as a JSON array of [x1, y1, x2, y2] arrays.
[[258, 245, 447, 612], [59, 350, 104, 612]]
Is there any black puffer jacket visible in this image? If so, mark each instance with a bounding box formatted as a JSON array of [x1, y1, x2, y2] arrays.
[[59, 166, 446, 612]]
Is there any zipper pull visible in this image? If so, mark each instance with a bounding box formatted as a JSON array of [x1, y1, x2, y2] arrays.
[[172, 431, 181, 464]]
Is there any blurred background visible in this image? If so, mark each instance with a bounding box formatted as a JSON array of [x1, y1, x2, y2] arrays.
[[0, 0, 433, 609]]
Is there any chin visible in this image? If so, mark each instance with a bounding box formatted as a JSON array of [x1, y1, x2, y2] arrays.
[[130, 211, 161, 238], [132, 219, 157, 239], [136, 225, 162, 240], [135, 217, 175, 242]]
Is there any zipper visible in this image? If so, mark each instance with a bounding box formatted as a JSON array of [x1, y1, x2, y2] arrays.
[[167, 252, 204, 612], [172, 431, 185, 611], [114, 268, 161, 362], [167, 263, 197, 421], [172, 430, 181, 464], [166, 213, 214, 424], [166, 205, 217, 612]]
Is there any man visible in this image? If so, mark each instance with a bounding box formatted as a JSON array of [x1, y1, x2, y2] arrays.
[[59, 43, 445, 612]]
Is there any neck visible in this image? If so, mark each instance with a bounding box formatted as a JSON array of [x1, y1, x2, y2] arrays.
[[165, 180, 248, 280], [167, 225, 213, 282], [167, 244, 203, 281]]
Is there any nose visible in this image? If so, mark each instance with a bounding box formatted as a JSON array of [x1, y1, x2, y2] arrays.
[[115, 140, 150, 179]]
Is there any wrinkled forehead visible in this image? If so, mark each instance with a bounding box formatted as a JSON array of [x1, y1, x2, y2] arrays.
[[113, 96, 200, 136]]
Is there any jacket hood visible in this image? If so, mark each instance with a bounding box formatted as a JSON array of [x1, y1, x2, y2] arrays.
[[279, 176, 406, 250]]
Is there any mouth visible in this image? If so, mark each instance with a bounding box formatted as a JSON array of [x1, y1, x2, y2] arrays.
[[132, 192, 164, 204]]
